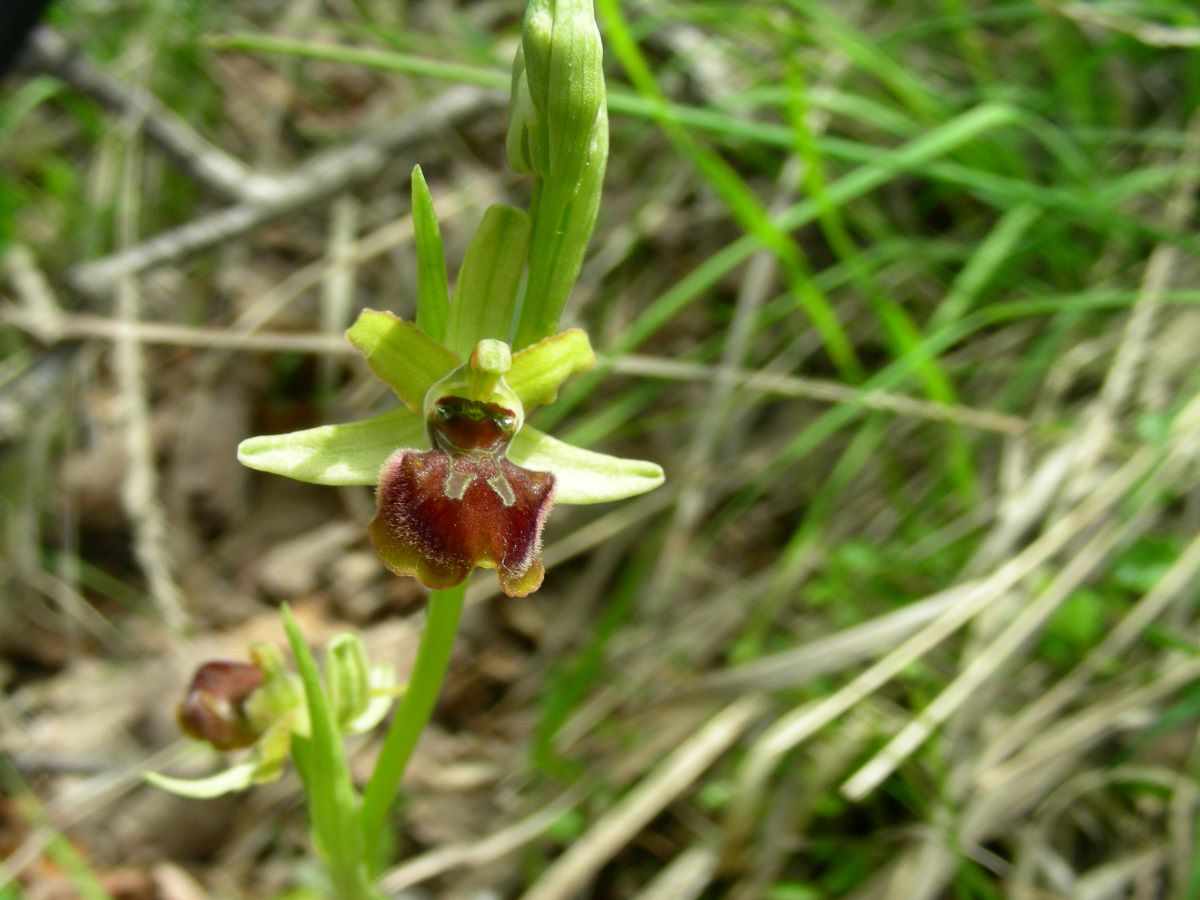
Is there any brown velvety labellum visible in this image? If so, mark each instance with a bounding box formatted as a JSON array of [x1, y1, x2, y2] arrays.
[[178, 660, 265, 751], [371, 449, 554, 597]]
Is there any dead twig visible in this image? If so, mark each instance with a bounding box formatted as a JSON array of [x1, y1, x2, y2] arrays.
[[66, 84, 500, 297]]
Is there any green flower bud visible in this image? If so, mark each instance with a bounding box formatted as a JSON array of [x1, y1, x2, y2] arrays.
[[327, 633, 370, 731]]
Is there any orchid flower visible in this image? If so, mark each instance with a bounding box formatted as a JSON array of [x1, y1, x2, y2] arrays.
[[237, 311, 663, 596]]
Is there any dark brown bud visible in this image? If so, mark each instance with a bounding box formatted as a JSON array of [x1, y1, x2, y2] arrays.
[[177, 660, 265, 751]]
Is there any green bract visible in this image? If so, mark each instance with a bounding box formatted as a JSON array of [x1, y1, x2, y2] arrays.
[[508, 0, 609, 349]]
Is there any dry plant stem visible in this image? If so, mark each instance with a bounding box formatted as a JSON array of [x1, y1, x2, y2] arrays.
[[360, 581, 467, 872], [519, 696, 765, 900], [842, 510, 1137, 799], [1060, 110, 1200, 502], [380, 785, 587, 891], [1042, 0, 1200, 46], [67, 85, 497, 297], [631, 844, 718, 900], [654, 157, 805, 597], [696, 579, 985, 695], [892, 657, 1200, 899], [24, 30, 278, 204], [976, 526, 1200, 772], [722, 425, 1177, 854], [114, 131, 188, 634], [0, 306, 1027, 436]]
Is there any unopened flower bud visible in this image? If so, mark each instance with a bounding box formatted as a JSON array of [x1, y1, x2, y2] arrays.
[[177, 661, 265, 751]]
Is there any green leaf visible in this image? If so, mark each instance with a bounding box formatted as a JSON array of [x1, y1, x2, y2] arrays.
[[346, 309, 459, 409], [412, 166, 450, 342], [508, 328, 596, 409], [445, 204, 531, 356], [145, 761, 259, 798], [237, 408, 426, 485], [509, 426, 663, 504]]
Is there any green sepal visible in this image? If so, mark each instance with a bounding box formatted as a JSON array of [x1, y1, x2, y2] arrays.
[[508, 328, 596, 410], [346, 310, 460, 409], [237, 406, 662, 504], [509, 426, 664, 504], [444, 204, 531, 356], [144, 761, 259, 799], [237, 408, 426, 486], [245, 643, 306, 736], [144, 710, 298, 799], [412, 166, 450, 342], [346, 662, 400, 735]]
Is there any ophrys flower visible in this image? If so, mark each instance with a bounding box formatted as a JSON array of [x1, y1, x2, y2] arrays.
[[237, 311, 663, 596]]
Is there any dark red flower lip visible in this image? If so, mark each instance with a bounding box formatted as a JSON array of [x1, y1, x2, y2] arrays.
[[370, 446, 555, 597]]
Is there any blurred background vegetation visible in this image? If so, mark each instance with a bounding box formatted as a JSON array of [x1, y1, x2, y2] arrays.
[[4, 0, 1200, 897]]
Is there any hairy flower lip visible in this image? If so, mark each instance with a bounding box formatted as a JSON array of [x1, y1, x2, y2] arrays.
[[370, 446, 555, 598]]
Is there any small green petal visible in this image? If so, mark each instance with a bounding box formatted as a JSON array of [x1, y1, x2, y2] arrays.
[[509, 426, 663, 504], [508, 328, 596, 410], [346, 310, 459, 409], [145, 761, 259, 799], [237, 409, 426, 485]]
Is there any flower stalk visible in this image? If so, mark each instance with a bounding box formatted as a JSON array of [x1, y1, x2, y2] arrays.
[[360, 582, 466, 871]]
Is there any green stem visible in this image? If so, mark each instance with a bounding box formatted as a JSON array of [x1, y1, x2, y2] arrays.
[[292, 739, 377, 900], [359, 581, 467, 872]]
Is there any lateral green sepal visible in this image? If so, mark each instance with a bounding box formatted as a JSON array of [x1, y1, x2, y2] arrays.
[[144, 762, 259, 799], [237, 408, 427, 485], [509, 426, 664, 504]]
